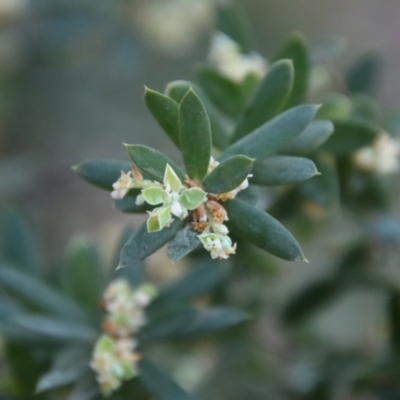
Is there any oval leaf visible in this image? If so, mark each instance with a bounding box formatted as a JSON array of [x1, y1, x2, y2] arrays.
[[232, 59, 294, 142], [282, 120, 334, 155], [224, 199, 306, 261], [220, 105, 318, 162], [275, 34, 310, 108], [144, 88, 180, 148], [179, 89, 212, 181], [250, 156, 318, 186], [125, 144, 185, 183], [73, 159, 132, 191], [178, 188, 206, 210], [142, 187, 165, 206], [166, 226, 201, 262], [118, 219, 184, 268], [202, 155, 254, 194]]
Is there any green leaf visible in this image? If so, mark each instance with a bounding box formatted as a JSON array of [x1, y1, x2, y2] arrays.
[[232, 59, 294, 142], [0, 264, 88, 322], [282, 120, 334, 155], [221, 105, 318, 161], [113, 197, 153, 214], [73, 159, 132, 191], [166, 80, 231, 150], [125, 144, 185, 183], [388, 290, 400, 353], [178, 188, 206, 210], [142, 187, 165, 205], [62, 236, 104, 311], [164, 164, 182, 192], [320, 120, 379, 155], [36, 349, 89, 393], [250, 156, 318, 186], [166, 226, 201, 262], [225, 199, 306, 261], [316, 93, 352, 121], [68, 373, 99, 400], [216, 2, 255, 53], [138, 360, 192, 400], [144, 88, 180, 148], [275, 34, 310, 108], [196, 65, 244, 117], [179, 89, 212, 181], [202, 155, 254, 194], [350, 94, 381, 124], [147, 207, 172, 233], [10, 315, 97, 343], [346, 52, 381, 95], [118, 219, 184, 268], [0, 207, 40, 273]]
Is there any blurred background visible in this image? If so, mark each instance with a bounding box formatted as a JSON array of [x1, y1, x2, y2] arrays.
[[1, 0, 400, 374]]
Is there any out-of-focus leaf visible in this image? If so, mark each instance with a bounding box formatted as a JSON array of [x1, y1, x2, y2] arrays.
[[144, 88, 180, 148], [166, 80, 231, 150], [10, 315, 98, 343], [62, 236, 103, 311], [310, 36, 347, 64], [250, 156, 318, 186], [141, 307, 246, 341], [68, 373, 100, 400], [0, 207, 40, 273], [275, 34, 310, 108], [196, 65, 244, 117], [203, 155, 254, 194], [179, 89, 212, 181], [320, 120, 379, 155], [113, 197, 153, 214], [166, 226, 201, 262], [383, 110, 400, 136], [346, 52, 381, 95], [350, 94, 381, 124], [139, 359, 192, 400], [282, 279, 343, 324], [232, 60, 294, 141], [388, 291, 400, 353], [282, 120, 334, 155], [299, 154, 340, 212], [125, 145, 185, 183], [73, 159, 132, 191], [225, 199, 306, 261], [36, 348, 90, 393], [0, 264, 88, 321], [221, 105, 318, 161], [316, 93, 352, 121], [118, 219, 184, 268], [216, 2, 255, 53]]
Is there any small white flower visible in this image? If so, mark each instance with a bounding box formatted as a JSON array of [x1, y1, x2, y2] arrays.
[[353, 133, 400, 174], [111, 171, 135, 199], [208, 32, 267, 82], [198, 232, 236, 259], [170, 200, 188, 219]]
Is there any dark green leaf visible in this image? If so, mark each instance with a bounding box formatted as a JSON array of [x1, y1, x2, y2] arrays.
[[250, 156, 318, 186], [232, 59, 294, 142], [144, 88, 180, 148], [118, 219, 184, 268], [346, 52, 381, 95], [320, 120, 379, 155], [139, 360, 191, 400], [275, 34, 309, 108], [179, 89, 212, 181], [225, 199, 306, 261], [350, 94, 381, 124], [221, 105, 318, 161], [166, 226, 201, 262], [166, 80, 231, 150], [216, 2, 255, 53], [196, 65, 244, 117], [299, 154, 340, 211], [73, 159, 132, 191], [388, 290, 400, 353], [62, 236, 104, 311], [10, 315, 97, 343], [113, 197, 153, 214], [68, 373, 99, 400], [0, 264, 88, 321], [125, 144, 185, 183], [0, 207, 40, 273], [282, 120, 334, 155], [202, 155, 254, 194]]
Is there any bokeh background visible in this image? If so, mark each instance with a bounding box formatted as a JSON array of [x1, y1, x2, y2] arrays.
[[1, 0, 400, 363]]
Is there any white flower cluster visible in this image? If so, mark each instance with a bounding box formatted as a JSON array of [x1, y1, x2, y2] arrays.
[[208, 32, 268, 83], [353, 133, 400, 175], [90, 280, 157, 397]]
